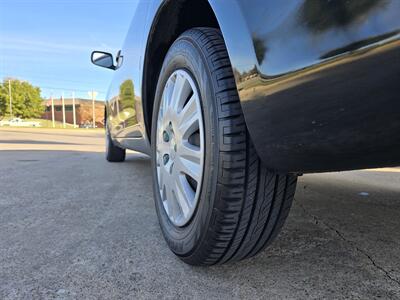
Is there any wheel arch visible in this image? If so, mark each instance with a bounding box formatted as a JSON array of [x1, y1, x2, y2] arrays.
[[142, 0, 257, 143]]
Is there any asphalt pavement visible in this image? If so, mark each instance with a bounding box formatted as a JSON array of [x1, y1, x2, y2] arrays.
[[0, 128, 399, 299]]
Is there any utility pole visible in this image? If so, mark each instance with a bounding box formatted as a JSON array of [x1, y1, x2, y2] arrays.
[[92, 89, 96, 128], [8, 80, 12, 117], [62, 92, 66, 128], [51, 94, 55, 128], [72, 91, 77, 128]]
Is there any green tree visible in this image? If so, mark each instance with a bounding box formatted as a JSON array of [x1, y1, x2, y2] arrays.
[[0, 83, 6, 116], [119, 79, 137, 126], [302, 0, 385, 32], [119, 79, 135, 109], [0, 79, 44, 118]]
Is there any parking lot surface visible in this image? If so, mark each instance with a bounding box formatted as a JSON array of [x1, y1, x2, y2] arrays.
[[1, 128, 399, 299]]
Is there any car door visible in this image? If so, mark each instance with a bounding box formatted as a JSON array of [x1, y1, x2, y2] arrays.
[[107, 1, 149, 139]]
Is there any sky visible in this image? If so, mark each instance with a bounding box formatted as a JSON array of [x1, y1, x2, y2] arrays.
[[0, 0, 138, 100]]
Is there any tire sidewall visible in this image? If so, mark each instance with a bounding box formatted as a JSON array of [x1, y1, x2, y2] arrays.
[[151, 36, 219, 258]]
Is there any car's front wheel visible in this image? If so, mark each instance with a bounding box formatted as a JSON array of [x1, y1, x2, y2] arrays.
[[105, 127, 126, 162], [151, 28, 297, 265]]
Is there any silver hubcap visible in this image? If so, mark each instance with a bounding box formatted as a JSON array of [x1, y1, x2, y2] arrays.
[[156, 70, 204, 227]]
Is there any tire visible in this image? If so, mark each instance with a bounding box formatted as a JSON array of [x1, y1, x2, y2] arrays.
[[151, 27, 297, 265], [105, 128, 126, 162]]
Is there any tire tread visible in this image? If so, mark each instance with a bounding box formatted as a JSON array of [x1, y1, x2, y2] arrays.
[[172, 28, 297, 265]]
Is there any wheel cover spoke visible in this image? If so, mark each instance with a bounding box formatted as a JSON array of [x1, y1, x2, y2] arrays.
[[156, 70, 204, 226], [178, 141, 201, 164]]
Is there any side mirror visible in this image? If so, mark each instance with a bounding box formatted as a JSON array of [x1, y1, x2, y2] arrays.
[[116, 50, 124, 69], [91, 51, 116, 70]]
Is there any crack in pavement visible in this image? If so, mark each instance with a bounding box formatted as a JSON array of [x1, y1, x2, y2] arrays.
[[294, 199, 400, 287]]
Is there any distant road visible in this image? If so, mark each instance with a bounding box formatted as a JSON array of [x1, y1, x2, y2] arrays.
[[0, 128, 399, 299], [0, 127, 104, 152]]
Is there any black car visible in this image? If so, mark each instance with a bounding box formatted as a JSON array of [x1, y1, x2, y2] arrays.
[[92, 0, 400, 265]]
